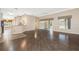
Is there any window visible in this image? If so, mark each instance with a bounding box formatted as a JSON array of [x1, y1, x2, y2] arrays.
[[40, 18, 54, 30], [58, 15, 72, 30], [59, 19, 66, 29], [39, 21, 47, 29]]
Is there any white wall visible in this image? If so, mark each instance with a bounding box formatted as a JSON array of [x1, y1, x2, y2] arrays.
[[40, 8, 79, 34], [23, 15, 35, 31], [12, 15, 36, 34]]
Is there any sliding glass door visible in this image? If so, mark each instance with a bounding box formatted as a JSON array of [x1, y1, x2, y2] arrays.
[[39, 19, 54, 30], [39, 21, 46, 29]]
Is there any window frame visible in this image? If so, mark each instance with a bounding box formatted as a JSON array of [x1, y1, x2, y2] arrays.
[[58, 15, 72, 30]]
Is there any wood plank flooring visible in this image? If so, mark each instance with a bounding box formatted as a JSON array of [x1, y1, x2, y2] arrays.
[[0, 29, 79, 51]]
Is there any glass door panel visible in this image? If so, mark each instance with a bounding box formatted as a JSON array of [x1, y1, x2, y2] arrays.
[[39, 20, 54, 30], [39, 21, 46, 29]]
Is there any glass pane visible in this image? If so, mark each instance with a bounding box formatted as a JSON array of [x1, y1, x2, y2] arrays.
[[39, 21, 46, 29], [59, 19, 66, 30]]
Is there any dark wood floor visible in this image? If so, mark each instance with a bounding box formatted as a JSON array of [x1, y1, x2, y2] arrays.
[[0, 29, 79, 51]]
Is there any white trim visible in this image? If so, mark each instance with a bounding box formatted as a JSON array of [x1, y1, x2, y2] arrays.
[[53, 30, 79, 35], [39, 8, 75, 17]]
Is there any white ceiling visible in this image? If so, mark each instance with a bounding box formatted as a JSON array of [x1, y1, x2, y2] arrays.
[[0, 8, 74, 18]]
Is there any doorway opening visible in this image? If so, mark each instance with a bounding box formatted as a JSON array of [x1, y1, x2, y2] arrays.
[[0, 19, 13, 34]]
